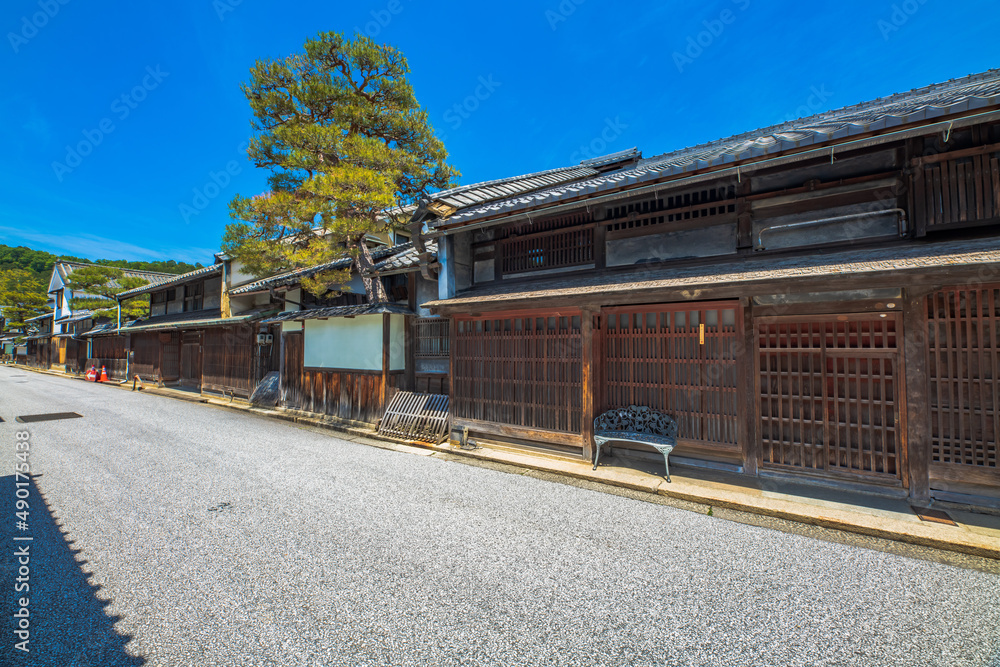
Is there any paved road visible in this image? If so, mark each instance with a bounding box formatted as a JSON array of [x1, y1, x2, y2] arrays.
[[1, 366, 999, 667]]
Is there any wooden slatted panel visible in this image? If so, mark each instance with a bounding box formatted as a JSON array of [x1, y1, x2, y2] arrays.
[[202, 326, 255, 396], [415, 318, 450, 358], [293, 369, 401, 423], [602, 304, 740, 448], [758, 315, 901, 479], [500, 227, 594, 275], [131, 332, 160, 379], [927, 287, 1000, 469], [379, 391, 450, 443], [910, 150, 1000, 231], [281, 332, 304, 409], [91, 335, 127, 360], [453, 312, 583, 434]]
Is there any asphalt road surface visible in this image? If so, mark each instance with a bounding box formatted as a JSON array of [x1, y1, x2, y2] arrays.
[[2, 366, 999, 667]]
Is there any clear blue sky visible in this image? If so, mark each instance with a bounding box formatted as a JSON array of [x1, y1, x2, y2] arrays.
[[1, 0, 997, 265]]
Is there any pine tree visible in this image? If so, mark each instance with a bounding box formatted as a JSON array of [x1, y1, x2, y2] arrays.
[[222, 31, 458, 300], [65, 266, 151, 321], [0, 269, 48, 332]]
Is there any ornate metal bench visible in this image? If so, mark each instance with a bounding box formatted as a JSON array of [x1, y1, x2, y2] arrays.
[[593, 406, 679, 482]]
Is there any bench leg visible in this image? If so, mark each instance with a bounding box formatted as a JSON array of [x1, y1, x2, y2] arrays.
[[656, 447, 672, 483], [592, 440, 603, 470]]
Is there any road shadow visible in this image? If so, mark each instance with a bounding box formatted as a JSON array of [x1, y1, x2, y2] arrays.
[[1, 474, 145, 666]]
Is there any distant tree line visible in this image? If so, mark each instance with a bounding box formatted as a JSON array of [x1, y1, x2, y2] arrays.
[[0, 244, 206, 334], [0, 244, 204, 280]]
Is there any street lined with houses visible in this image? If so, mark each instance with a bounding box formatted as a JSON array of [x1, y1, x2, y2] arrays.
[[2, 367, 999, 666]]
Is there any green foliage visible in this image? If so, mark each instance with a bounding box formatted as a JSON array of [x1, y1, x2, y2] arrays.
[[65, 266, 152, 320], [223, 31, 458, 299], [0, 269, 48, 331], [0, 244, 204, 283]]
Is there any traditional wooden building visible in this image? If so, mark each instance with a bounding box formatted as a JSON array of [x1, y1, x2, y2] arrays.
[[107, 258, 281, 396], [22, 312, 53, 368], [414, 70, 1000, 508], [230, 241, 449, 423], [45, 261, 173, 372]]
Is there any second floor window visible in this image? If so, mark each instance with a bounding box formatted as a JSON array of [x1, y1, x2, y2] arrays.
[[183, 283, 203, 312]]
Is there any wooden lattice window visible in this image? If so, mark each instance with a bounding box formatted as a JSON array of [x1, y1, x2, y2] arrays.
[[910, 146, 1000, 232], [602, 303, 740, 447], [926, 287, 999, 469], [184, 282, 204, 312], [499, 227, 594, 276], [453, 312, 582, 433], [415, 318, 450, 358], [758, 315, 901, 479], [605, 186, 736, 234]]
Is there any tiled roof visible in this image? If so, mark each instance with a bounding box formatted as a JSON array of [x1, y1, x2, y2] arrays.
[[420, 149, 640, 215], [229, 243, 412, 295], [428, 69, 1000, 231], [55, 261, 176, 288], [261, 302, 414, 324], [122, 307, 275, 332], [373, 240, 437, 273], [25, 312, 53, 322], [55, 310, 94, 323], [423, 238, 1000, 309], [118, 264, 222, 299]]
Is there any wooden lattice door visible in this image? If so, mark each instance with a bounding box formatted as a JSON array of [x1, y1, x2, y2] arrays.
[[602, 303, 741, 449], [926, 287, 1000, 486], [757, 314, 903, 482]]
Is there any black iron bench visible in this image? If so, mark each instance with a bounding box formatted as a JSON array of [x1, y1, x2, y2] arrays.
[[592, 406, 679, 482]]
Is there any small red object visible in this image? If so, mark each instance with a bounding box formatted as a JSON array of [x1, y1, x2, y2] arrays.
[[86, 366, 96, 381]]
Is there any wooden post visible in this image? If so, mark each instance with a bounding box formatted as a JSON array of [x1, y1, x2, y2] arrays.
[[593, 223, 607, 270], [740, 298, 760, 476], [903, 288, 932, 501], [581, 308, 597, 463], [448, 315, 457, 442], [381, 313, 391, 413], [404, 315, 415, 392]]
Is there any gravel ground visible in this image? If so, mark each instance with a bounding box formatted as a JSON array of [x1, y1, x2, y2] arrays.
[[2, 366, 999, 667]]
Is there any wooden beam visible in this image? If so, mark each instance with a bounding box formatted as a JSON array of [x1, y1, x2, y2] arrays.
[[453, 418, 584, 448], [903, 287, 932, 501], [381, 313, 391, 412], [581, 308, 596, 463], [404, 315, 415, 392], [740, 299, 759, 477]]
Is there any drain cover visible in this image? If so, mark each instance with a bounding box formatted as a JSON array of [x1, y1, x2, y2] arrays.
[[16, 412, 84, 423], [911, 506, 958, 526]]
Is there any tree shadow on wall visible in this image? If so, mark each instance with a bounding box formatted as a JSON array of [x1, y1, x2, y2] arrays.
[[1, 474, 145, 666]]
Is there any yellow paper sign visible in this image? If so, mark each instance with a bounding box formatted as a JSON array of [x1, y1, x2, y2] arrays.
[[699, 323, 705, 345]]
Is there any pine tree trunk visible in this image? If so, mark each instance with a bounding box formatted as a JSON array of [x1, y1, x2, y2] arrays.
[[354, 235, 388, 303]]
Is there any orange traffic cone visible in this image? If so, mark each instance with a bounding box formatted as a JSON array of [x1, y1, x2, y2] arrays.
[[99, 366, 109, 383]]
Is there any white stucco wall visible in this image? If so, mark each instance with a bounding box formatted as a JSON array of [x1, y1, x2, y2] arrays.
[[303, 314, 405, 371]]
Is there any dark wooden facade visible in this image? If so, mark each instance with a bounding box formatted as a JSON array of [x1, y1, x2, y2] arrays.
[[87, 334, 129, 380], [430, 118, 1000, 506]]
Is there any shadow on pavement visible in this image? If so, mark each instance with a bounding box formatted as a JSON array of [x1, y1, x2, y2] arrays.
[[1, 474, 145, 666]]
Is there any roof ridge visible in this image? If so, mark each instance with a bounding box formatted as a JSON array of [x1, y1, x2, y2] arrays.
[[54, 259, 177, 277], [642, 68, 1000, 166]]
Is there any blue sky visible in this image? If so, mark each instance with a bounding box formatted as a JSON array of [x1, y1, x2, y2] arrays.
[[1, 0, 997, 265]]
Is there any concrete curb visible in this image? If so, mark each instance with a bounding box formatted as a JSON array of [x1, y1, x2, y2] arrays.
[[12, 363, 1000, 561]]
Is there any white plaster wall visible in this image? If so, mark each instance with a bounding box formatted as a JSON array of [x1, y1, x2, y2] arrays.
[[303, 314, 405, 371], [305, 315, 381, 370], [389, 314, 404, 371], [285, 287, 302, 312], [228, 260, 257, 288]]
